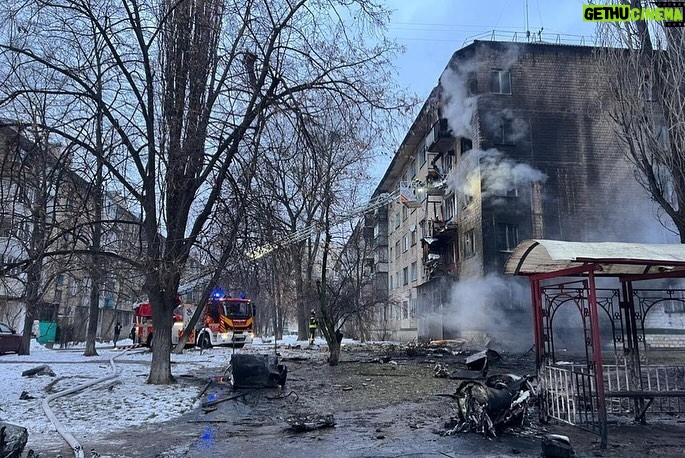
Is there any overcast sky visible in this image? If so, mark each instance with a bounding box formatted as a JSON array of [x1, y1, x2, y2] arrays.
[[370, 0, 598, 178]]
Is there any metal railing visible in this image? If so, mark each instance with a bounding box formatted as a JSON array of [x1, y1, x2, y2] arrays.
[[544, 359, 685, 429], [462, 29, 597, 47], [543, 364, 600, 434]]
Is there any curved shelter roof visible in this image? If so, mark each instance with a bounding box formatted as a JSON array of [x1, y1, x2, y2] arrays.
[[505, 239, 685, 277]]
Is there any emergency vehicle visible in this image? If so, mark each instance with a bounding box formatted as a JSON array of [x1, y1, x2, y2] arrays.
[[132, 300, 196, 347], [132, 301, 153, 346], [172, 303, 197, 346], [195, 292, 255, 348]]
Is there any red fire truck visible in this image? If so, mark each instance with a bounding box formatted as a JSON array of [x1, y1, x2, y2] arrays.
[[195, 292, 256, 349], [132, 300, 196, 347], [132, 301, 153, 346]]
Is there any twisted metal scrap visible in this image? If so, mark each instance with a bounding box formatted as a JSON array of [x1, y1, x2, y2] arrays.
[[443, 374, 536, 437]]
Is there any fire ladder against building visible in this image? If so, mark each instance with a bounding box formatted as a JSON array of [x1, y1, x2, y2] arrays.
[[245, 178, 445, 261], [177, 174, 447, 295]]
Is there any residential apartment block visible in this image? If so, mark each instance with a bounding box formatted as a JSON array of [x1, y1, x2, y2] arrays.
[[367, 40, 676, 344], [0, 124, 142, 343]]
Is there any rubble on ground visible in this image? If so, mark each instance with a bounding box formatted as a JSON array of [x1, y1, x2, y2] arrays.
[[229, 354, 287, 388], [285, 413, 335, 432], [21, 365, 56, 377], [541, 433, 575, 458], [0, 421, 29, 458]]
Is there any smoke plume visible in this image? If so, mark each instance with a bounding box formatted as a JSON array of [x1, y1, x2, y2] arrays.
[[446, 148, 547, 201], [423, 274, 533, 351], [439, 60, 478, 139]]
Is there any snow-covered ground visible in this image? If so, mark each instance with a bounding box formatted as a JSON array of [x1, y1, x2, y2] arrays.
[[0, 335, 328, 453]]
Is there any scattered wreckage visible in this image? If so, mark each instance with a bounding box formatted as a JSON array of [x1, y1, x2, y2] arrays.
[[443, 373, 537, 437], [0, 421, 28, 458], [434, 349, 538, 438]]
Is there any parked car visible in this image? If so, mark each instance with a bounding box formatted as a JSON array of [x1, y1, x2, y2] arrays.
[[0, 322, 21, 354]]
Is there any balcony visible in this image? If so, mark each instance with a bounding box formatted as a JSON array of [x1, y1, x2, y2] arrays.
[[425, 118, 453, 153]]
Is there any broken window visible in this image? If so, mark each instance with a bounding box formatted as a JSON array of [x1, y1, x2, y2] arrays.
[[467, 72, 478, 96], [444, 194, 455, 221], [491, 69, 511, 94], [496, 223, 519, 252], [463, 229, 475, 258], [494, 118, 516, 145], [460, 137, 473, 155], [493, 176, 519, 198]]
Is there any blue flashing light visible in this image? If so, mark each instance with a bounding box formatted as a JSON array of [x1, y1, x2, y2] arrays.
[[239, 293, 246, 299], [212, 288, 223, 298]]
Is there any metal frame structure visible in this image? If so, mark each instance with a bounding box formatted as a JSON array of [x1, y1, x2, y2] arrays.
[[506, 240, 685, 449]]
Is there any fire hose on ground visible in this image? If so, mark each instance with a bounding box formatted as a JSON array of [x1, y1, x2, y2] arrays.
[[41, 348, 133, 458]]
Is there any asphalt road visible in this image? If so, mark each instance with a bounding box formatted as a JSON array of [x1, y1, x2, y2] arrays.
[[22, 344, 685, 458]]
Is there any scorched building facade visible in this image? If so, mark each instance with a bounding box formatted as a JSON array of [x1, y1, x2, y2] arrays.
[[367, 40, 675, 343]]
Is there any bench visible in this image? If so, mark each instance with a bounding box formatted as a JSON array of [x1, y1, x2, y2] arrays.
[[606, 391, 685, 423]]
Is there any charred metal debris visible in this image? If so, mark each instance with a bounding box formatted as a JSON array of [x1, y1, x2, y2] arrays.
[[433, 348, 538, 438]]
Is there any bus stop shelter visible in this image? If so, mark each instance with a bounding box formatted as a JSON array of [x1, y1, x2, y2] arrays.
[[506, 239, 685, 448]]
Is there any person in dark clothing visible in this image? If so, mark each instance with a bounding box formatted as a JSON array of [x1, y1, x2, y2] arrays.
[[113, 322, 122, 348], [308, 310, 318, 345]]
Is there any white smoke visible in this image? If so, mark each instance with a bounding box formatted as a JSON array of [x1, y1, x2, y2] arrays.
[[499, 44, 521, 71], [439, 60, 478, 139], [422, 274, 533, 351], [483, 109, 529, 144], [446, 148, 547, 201]]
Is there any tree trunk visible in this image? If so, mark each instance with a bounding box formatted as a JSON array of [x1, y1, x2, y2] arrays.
[[84, 277, 100, 356], [147, 285, 176, 384], [84, 57, 105, 357]]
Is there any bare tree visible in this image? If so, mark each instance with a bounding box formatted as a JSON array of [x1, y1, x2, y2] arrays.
[[1, 0, 408, 382], [0, 113, 79, 355], [596, 2, 685, 241]]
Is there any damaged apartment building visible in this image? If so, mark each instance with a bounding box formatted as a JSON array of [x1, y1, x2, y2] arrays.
[[365, 40, 675, 344]]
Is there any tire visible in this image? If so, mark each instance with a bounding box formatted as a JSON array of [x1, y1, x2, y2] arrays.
[[199, 334, 211, 349]]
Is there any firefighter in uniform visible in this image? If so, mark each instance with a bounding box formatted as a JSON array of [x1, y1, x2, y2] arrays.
[[308, 310, 318, 345]]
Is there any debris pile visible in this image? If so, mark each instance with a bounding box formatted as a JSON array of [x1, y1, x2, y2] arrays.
[[433, 348, 502, 380], [0, 421, 28, 458], [229, 354, 287, 388], [443, 373, 537, 437], [285, 414, 335, 432], [541, 433, 575, 458]]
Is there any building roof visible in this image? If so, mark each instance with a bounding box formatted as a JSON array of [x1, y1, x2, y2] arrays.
[[505, 239, 685, 277]]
